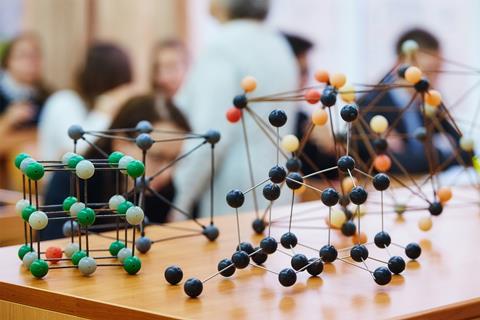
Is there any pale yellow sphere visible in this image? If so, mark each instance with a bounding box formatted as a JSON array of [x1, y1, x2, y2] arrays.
[[405, 66, 422, 84], [341, 176, 357, 193], [425, 90, 442, 107], [330, 73, 347, 89], [311, 108, 329, 126], [424, 104, 438, 118], [328, 209, 346, 229], [241, 76, 257, 92], [339, 84, 356, 103], [460, 137, 474, 152], [418, 216, 433, 231], [281, 134, 300, 153], [293, 184, 306, 195], [370, 115, 389, 134]]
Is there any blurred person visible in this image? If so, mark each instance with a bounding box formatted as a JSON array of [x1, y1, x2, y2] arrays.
[[39, 42, 137, 160], [173, 0, 299, 217], [357, 28, 469, 173], [43, 95, 191, 239]]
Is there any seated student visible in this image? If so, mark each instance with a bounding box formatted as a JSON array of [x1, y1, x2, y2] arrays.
[[42, 95, 191, 239], [356, 28, 470, 174]]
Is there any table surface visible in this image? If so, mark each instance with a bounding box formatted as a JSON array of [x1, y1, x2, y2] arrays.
[[0, 187, 480, 320]]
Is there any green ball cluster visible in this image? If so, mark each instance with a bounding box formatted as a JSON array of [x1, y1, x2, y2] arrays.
[[108, 151, 124, 167], [126, 160, 145, 178], [21, 205, 36, 221], [109, 241, 125, 256], [30, 259, 49, 278], [18, 245, 33, 260], [25, 162, 44, 180], [123, 256, 141, 275], [71, 250, 87, 265], [62, 196, 78, 211], [117, 201, 133, 215], [67, 154, 84, 169], [77, 207, 96, 226], [14, 153, 31, 169]]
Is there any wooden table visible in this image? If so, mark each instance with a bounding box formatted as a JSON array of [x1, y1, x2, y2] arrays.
[[0, 187, 479, 319]]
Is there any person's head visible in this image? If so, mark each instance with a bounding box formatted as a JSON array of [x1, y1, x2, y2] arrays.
[[151, 39, 189, 100], [210, 0, 270, 23], [76, 42, 132, 108], [284, 33, 313, 88], [1, 33, 43, 85]]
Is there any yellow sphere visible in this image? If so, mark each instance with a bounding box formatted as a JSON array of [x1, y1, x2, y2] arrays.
[[330, 73, 347, 89], [418, 216, 433, 231], [460, 137, 474, 152], [425, 90, 442, 107], [339, 84, 356, 103], [352, 232, 368, 244], [294, 184, 306, 195], [405, 66, 422, 84], [328, 209, 346, 229], [424, 103, 438, 118], [241, 76, 257, 92], [342, 176, 357, 193], [369, 115, 389, 134], [281, 134, 300, 153], [311, 108, 328, 126]]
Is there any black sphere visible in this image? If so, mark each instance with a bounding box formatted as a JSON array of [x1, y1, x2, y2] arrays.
[[164, 265, 183, 285], [397, 64, 410, 78], [337, 155, 355, 172], [414, 78, 430, 92], [280, 232, 298, 249], [388, 256, 406, 274], [135, 133, 154, 150], [340, 104, 359, 122], [262, 183, 281, 201], [339, 195, 350, 207], [320, 244, 338, 263], [373, 138, 388, 153], [204, 129, 221, 145], [231, 250, 250, 269], [269, 166, 287, 183], [321, 188, 339, 207], [341, 221, 356, 236], [226, 190, 245, 208], [184, 278, 203, 298], [286, 172, 303, 190], [202, 224, 219, 241], [252, 218, 266, 234], [236, 242, 255, 255], [373, 173, 390, 191], [251, 248, 268, 265], [349, 186, 368, 205], [233, 94, 248, 109], [306, 258, 324, 276], [268, 109, 287, 127], [260, 236, 278, 254], [350, 244, 369, 262], [428, 202, 443, 216], [373, 266, 392, 286], [136, 120, 153, 133], [291, 254, 309, 271], [321, 88, 337, 107], [278, 268, 297, 287], [374, 231, 391, 248], [218, 258, 236, 277], [286, 157, 302, 172], [405, 242, 422, 260]]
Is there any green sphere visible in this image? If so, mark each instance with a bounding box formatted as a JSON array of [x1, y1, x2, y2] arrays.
[[22, 205, 36, 221], [30, 259, 49, 278], [123, 256, 141, 275], [117, 201, 133, 215], [71, 250, 87, 265], [14, 153, 31, 169], [126, 160, 145, 178], [18, 245, 33, 260], [108, 151, 124, 167], [62, 196, 78, 211], [67, 155, 84, 169], [25, 162, 44, 181], [109, 241, 125, 256], [77, 207, 96, 226]]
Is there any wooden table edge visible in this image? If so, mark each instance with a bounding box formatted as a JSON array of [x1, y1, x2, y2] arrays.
[[393, 297, 480, 320]]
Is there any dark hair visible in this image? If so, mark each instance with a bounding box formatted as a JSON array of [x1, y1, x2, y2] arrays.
[[76, 43, 132, 109], [150, 39, 188, 91], [227, 0, 270, 21], [395, 28, 440, 55], [283, 33, 314, 57]]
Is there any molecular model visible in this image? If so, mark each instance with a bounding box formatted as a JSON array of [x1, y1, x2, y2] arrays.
[[172, 40, 474, 298], [15, 120, 221, 278]]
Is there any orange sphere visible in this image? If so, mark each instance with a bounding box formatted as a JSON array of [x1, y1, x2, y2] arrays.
[[46, 246, 63, 264], [405, 66, 422, 84], [425, 90, 442, 107], [352, 232, 368, 244], [304, 89, 321, 104], [240, 76, 257, 92], [314, 70, 329, 83], [373, 155, 392, 172], [437, 187, 452, 203], [311, 108, 328, 126], [342, 176, 358, 193], [294, 184, 307, 195], [330, 73, 347, 88]]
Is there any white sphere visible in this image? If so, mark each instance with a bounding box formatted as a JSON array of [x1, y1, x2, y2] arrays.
[[28, 211, 48, 230], [61, 152, 76, 165], [75, 160, 95, 179], [117, 247, 132, 263], [20, 158, 36, 173], [78, 256, 97, 276], [109, 195, 126, 210], [15, 199, 30, 215], [118, 156, 134, 174], [70, 202, 85, 217], [22, 251, 37, 269], [402, 39, 419, 55], [126, 206, 144, 225], [64, 243, 80, 258], [460, 137, 474, 152]]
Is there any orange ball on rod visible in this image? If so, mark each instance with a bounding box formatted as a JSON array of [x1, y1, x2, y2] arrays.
[[405, 66, 422, 84], [373, 154, 392, 172], [314, 70, 329, 83], [240, 76, 257, 92]]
